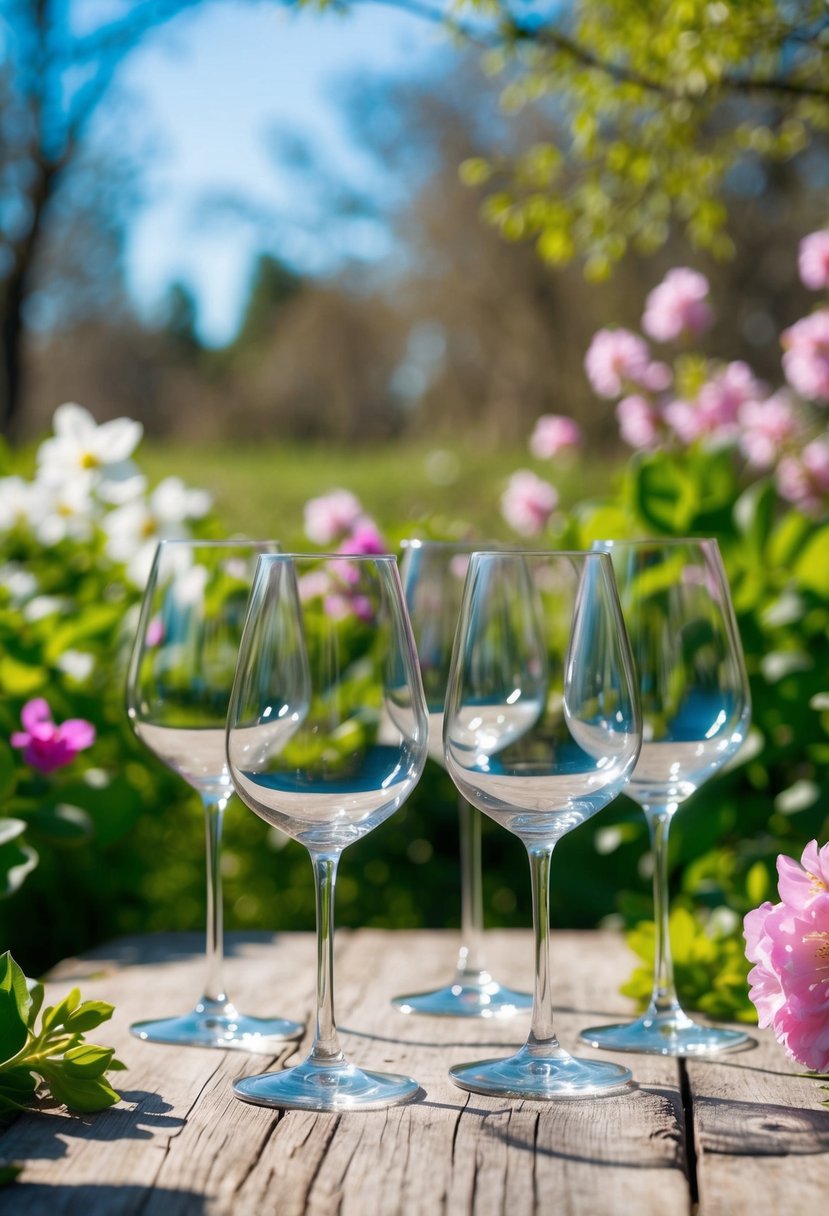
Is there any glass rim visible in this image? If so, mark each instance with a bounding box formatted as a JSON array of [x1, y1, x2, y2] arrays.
[[593, 536, 719, 549], [254, 551, 398, 562], [467, 549, 614, 559], [154, 537, 281, 548]]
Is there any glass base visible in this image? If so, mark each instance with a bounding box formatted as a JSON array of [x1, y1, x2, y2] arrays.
[[579, 1009, 750, 1057], [233, 1055, 421, 1112], [449, 1043, 633, 1100], [391, 971, 532, 1019], [130, 998, 303, 1051]]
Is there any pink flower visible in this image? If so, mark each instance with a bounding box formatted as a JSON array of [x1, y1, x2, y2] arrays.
[[616, 395, 662, 449], [782, 309, 829, 404], [500, 470, 558, 536], [337, 519, 387, 555], [776, 439, 829, 515], [744, 840, 829, 1073], [584, 329, 654, 399], [11, 698, 95, 774], [799, 230, 829, 292], [529, 414, 582, 459], [665, 362, 766, 445], [738, 392, 800, 469], [642, 268, 713, 343], [303, 490, 364, 545]]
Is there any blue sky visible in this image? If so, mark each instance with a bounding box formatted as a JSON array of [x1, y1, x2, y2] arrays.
[[116, 2, 448, 344]]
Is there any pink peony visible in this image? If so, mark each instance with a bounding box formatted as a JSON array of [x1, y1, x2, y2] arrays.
[[11, 698, 95, 774], [642, 268, 713, 343], [303, 490, 364, 545], [584, 329, 654, 399], [500, 470, 558, 536], [799, 230, 829, 292], [744, 840, 829, 1073], [738, 391, 800, 469], [529, 414, 582, 459], [616, 395, 662, 449], [776, 439, 829, 515], [782, 309, 829, 404]]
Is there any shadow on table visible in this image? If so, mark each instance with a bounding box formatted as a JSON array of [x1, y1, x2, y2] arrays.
[[47, 932, 292, 982], [0, 1182, 206, 1214], [0, 1091, 184, 1161], [695, 1095, 829, 1155]]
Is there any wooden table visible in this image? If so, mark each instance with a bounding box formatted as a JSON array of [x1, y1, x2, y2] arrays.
[[1, 929, 827, 1214]]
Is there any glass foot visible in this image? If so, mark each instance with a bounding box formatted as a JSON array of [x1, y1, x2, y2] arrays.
[[392, 971, 532, 1018], [233, 1055, 421, 1112], [449, 1043, 633, 1100], [579, 1009, 750, 1056], [130, 998, 303, 1051]]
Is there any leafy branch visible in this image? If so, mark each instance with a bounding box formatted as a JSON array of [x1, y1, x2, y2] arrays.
[[0, 951, 125, 1121]]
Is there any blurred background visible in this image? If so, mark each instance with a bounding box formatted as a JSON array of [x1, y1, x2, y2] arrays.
[[2, 1, 828, 988]]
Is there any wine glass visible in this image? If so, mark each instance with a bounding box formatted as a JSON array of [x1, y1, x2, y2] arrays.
[[443, 550, 642, 1098], [126, 538, 303, 1049], [391, 541, 532, 1018], [579, 538, 752, 1056], [227, 553, 429, 1111]]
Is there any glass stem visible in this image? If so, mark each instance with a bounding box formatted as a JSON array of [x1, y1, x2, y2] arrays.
[[644, 804, 681, 1015], [310, 850, 345, 1065], [456, 795, 487, 978], [526, 842, 564, 1054], [201, 791, 228, 1005]]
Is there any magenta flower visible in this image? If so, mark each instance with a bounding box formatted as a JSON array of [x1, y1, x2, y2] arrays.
[[738, 392, 800, 469], [799, 230, 829, 292], [11, 698, 95, 774], [616, 395, 662, 450], [500, 470, 558, 536], [776, 439, 829, 515], [642, 268, 713, 343], [529, 414, 582, 459], [744, 840, 829, 1073], [584, 329, 654, 399], [303, 490, 364, 545], [782, 309, 829, 404]]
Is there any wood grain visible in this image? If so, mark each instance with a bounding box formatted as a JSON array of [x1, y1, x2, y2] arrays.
[[2, 928, 821, 1215]]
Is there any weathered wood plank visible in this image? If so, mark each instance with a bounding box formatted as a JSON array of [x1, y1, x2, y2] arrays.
[[0, 930, 691, 1215], [687, 1021, 829, 1215]]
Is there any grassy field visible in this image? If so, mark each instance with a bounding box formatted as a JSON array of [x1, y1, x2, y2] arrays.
[[142, 439, 621, 543]]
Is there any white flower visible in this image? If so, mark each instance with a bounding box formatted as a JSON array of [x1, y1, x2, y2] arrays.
[[0, 476, 47, 532], [56, 650, 95, 682], [0, 563, 38, 604], [102, 477, 213, 587], [34, 475, 98, 545], [37, 403, 142, 487], [23, 595, 69, 622]]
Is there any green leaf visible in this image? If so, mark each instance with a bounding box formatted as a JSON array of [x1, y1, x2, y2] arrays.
[[628, 452, 698, 534], [46, 1070, 121, 1114], [63, 1000, 115, 1034], [0, 1066, 36, 1111], [794, 526, 829, 596], [746, 861, 769, 906], [0, 1163, 22, 1185], [0, 656, 47, 696], [0, 954, 31, 1065], [63, 1044, 115, 1079], [23, 804, 93, 846], [733, 478, 776, 556], [26, 982, 44, 1030], [41, 988, 81, 1032]]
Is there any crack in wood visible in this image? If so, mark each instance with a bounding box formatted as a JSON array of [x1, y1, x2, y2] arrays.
[[678, 1061, 700, 1213]]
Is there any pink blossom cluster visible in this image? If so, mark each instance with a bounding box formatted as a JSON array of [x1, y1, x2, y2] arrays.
[[579, 235, 829, 517], [743, 840, 829, 1073], [303, 489, 387, 556], [11, 698, 95, 774]]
